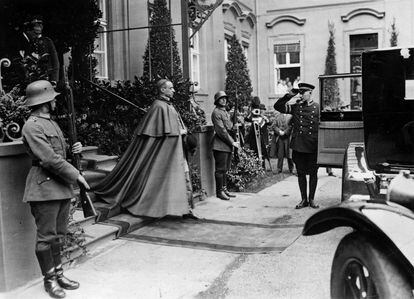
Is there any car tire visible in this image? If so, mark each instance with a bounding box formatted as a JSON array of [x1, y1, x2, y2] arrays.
[[331, 232, 412, 299]]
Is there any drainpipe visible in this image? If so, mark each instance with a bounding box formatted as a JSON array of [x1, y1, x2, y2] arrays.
[[255, 0, 259, 97]]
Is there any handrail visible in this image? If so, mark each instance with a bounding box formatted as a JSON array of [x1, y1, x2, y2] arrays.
[[80, 77, 147, 113]]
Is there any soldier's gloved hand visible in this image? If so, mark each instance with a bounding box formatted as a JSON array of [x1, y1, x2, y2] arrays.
[[232, 141, 241, 149], [232, 123, 240, 130], [72, 142, 83, 154], [77, 175, 90, 190]]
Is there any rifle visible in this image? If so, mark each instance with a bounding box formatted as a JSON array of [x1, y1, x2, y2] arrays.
[[63, 65, 97, 218], [232, 89, 242, 166]]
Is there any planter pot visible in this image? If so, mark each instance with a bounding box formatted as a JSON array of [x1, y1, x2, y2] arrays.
[[0, 141, 39, 292]]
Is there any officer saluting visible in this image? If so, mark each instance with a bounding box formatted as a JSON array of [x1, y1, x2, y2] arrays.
[[22, 80, 89, 298], [274, 82, 320, 209]]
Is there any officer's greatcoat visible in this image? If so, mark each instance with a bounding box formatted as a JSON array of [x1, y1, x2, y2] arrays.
[[274, 95, 320, 153], [22, 115, 79, 202]]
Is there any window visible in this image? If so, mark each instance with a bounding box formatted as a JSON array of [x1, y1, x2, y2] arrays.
[[349, 33, 378, 109], [190, 29, 200, 90], [274, 43, 300, 94], [224, 36, 231, 62], [242, 42, 249, 62], [94, 0, 108, 78], [350, 33, 378, 73]]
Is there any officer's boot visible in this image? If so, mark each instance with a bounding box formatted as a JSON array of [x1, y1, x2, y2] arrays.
[[308, 173, 319, 209], [36, 247, 66, 298], [215, 172, 230, 201], [223, 176, 236, 198], [51, 240, 80, 290], [295, 174, 308, 209]]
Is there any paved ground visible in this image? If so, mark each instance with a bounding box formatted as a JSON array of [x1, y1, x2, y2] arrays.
[[6, 168, 349, 299]]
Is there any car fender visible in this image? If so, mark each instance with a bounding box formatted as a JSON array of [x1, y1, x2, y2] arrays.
[[303, 201, 414, 277]]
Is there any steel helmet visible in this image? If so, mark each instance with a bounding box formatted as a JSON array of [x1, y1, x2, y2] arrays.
[[25, 80, 60, 107], [214, 91, 227, 105]]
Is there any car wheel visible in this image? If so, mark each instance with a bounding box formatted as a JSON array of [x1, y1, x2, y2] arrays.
[[331, 232, 413, 299]]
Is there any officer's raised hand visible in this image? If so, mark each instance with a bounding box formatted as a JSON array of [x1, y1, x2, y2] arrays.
[[72, 142, 83, 154], [287, 93, 302, 105]]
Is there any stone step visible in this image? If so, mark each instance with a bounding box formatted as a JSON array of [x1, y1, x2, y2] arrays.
[[69, 208, 96, 229], [82, 145, 99, 156], [82, 154, 118, 172], [63, 222, 119, 265]]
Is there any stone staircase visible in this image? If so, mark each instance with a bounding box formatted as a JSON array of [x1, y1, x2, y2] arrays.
[[63, 146, 148, 264]]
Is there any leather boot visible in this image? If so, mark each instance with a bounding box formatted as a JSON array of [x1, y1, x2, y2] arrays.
[[223, 186, 236, 198], [217, 190, 230, 201], [44, 270, 66, 298], [51, 241, 80, 290], [55, 267, 80, 290], [36, 247, 65, 298], [295, 198, 308, 209], [215, 172, 230, 200], [308, 198, 319, 209]]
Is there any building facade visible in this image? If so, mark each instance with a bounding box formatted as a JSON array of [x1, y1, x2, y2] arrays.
[[97, 0, 414, 117]]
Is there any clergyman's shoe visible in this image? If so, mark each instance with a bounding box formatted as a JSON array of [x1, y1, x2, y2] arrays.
[[295, 199, 308, 209], [308, 199, 319, 209], [183, 210, 200, 220], [217, 190, 230, 201]]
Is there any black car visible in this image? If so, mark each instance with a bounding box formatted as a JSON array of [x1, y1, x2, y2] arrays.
[[304, 46, 414, 298]]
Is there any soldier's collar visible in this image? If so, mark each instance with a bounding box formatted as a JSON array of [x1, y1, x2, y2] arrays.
[[31, 112, 51, 120]]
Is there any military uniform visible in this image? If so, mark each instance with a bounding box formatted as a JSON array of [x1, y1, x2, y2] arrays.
[[289, 101, 320, 154], [211, 91, 236, 200], [274, 82, 320, 208], [22, 80, 82, 298], [23, 115, 79, 203], [211, 106, 234, 153]]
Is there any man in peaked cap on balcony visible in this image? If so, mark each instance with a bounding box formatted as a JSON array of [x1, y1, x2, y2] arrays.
[[15, 15, 60, 85], [22, 80, 90, 298], [274, 82, 320, 209]]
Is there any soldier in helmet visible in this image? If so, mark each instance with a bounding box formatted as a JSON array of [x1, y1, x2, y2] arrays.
[[211, 91, 240, 200], [22, 80, 89, 298]]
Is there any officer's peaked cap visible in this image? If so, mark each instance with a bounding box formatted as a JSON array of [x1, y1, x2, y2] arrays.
[[298, 82, 315, 92]]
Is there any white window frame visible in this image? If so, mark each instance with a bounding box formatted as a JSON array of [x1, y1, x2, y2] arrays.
[[274, 43, 301, 94], [190, 29, 200, 91], [94, 0, 108, 79]]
